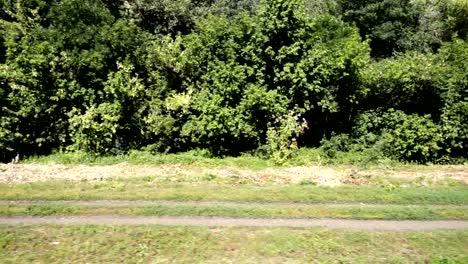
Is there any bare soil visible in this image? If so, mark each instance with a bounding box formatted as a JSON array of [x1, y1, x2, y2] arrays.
[[1, 163, 467, 186], [1, 216, 467, 230]]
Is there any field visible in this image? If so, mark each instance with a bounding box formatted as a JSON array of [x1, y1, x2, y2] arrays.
[[0, 151, 467, 263]]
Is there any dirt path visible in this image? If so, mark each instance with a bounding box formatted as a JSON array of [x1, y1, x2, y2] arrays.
[[1, 216, 467, 230], [1, 200, 467, 209]]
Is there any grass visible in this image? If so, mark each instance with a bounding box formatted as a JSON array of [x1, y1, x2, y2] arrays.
[[24, 149, 272, 169], [1, 204, 467, 220], [5, 150, 466, 263], [0, 225, 466, 263], [1, 179, 466, 205], [23, 148, 408, 169]]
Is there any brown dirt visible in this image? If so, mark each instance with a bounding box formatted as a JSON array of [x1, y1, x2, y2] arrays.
[[0, 163, 467, 186], [0, 216, 467, 230]]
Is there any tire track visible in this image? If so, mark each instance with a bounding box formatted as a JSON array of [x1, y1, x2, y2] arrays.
[[1, 216, 467, 230]]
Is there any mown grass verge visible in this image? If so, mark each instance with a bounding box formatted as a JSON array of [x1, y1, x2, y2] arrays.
[[1, 180, 466, 205], [0, 204, 467, 220], [0, 225, 466, 263]]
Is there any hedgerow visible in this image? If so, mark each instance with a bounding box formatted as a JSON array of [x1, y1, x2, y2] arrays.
[[0, 0, 467, 163]]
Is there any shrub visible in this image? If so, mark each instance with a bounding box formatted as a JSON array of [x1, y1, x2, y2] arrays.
[[380, 114, 444, 163], [352, 109, 444, 163], [175, 0, 369, 154], [442, 101, 468, 158], [68, 63, 146, 154], [321, 134, 350, 158], [265, 112, 307, 165], [437, 40, 468, 158], [68, 103, 122, 154], [360, 52, 445, 118]]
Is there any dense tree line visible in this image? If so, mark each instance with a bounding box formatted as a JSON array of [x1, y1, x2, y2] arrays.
[[0, 0, 467, 163]]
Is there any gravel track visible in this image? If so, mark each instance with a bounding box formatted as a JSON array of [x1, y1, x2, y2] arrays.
[[1, 216, 467, 230]]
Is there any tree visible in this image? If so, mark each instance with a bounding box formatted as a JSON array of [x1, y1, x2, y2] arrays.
[[340, 0, 422, 57], [160, 0, 370, 154]]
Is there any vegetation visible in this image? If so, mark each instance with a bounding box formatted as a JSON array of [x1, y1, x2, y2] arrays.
[[0, 225, 467, 263], [1, 0, 467, 164], [22, 148, 403, 168], [1, 203, 467, 220], [1, 3, 466, 261], [2, 180, 466, 205]]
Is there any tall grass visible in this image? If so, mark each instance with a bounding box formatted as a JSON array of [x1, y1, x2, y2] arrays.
[[22, 147, 452, 168]]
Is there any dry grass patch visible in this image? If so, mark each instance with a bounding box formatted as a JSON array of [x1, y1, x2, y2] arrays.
[[1, 163, 467, 187]]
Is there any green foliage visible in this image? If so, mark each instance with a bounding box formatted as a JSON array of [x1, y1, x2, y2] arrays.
[[351, 110, 445, 163], [119, 0, 260, 35], [340, 0, 468, 57], [0, 0, 466, 163], [265, 113, 307, 165], [175, 0, 369, 153], [340, 0, 422, 57], [209, 0, 259, 17], [69, 62, 151, 154], [441, 101, 468, 157], [121, 0, 200, 35], [0, 0, 151, 160], [320, 134, 351, 158], [436, 0, 468, 40], [360, 52, 445, 117], [437, 40, 468, 157], [350, 40, 468, 163], [69, 103, 122, 154], [380, 114, 444, 163]]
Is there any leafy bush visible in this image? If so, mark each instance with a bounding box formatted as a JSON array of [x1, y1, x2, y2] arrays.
[[351, 110, 444, 163], [437, 40, 468, 158], [173, 0, 369, 154], [380, 114, 444, 163], [340, 0, 422, 57], [360, 52, 445, 118], [265, 112, 307, 165], [321, 134, 350, 158], [68, 103, 122, 154], [441, 101, 468, 158], [69, 62, 149, 153], [340, 0, 468, 57]]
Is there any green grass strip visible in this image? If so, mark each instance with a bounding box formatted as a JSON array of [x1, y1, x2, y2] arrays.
[[1, 181, 467, 205], [23, 148, 404, 168], [0, 225, 466, 263], [1, 204, 467, 220]]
